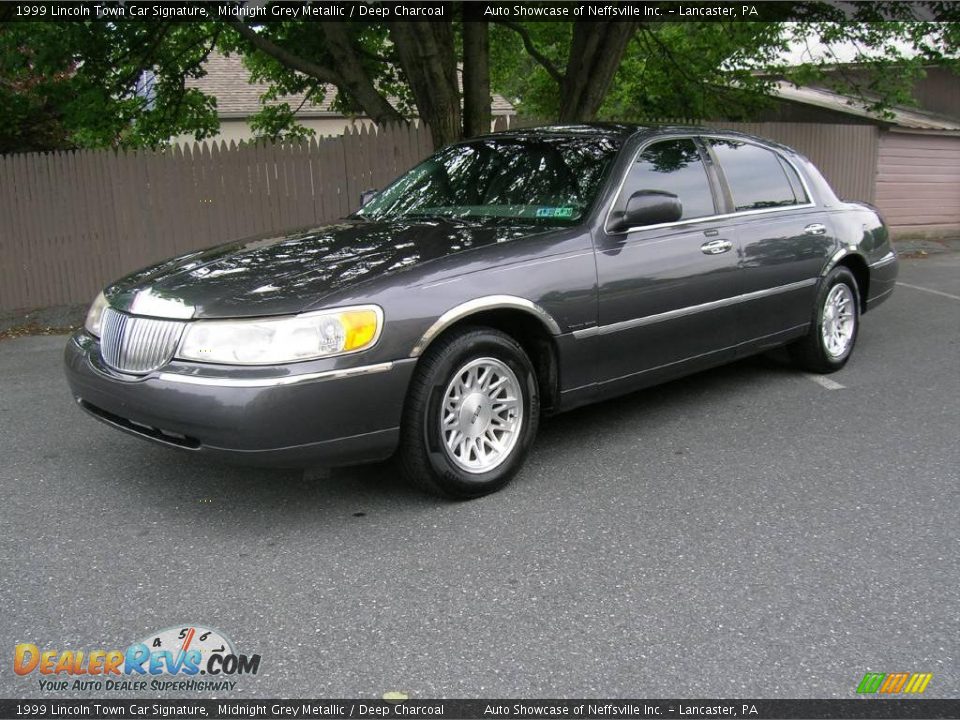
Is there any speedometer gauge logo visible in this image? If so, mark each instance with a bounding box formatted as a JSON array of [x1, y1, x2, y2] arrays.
[[128, 624, 257, 676], [133, 625, 238, 674]]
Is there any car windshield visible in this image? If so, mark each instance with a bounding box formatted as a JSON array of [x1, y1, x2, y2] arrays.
[[356, 136, 621, 225]]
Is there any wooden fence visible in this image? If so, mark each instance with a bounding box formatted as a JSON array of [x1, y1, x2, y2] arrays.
[[0, 122, 433, 312], [0, 121, 878, 312]]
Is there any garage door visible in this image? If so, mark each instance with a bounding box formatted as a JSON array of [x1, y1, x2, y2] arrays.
[[875, 131, 960, 236]]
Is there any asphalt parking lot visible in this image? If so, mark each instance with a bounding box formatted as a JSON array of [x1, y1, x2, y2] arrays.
[[1, 253, 957, 700]]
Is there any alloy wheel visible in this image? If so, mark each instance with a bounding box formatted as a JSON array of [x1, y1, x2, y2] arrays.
[[821, 283, 856, 358], [439, 357, 524, 474]]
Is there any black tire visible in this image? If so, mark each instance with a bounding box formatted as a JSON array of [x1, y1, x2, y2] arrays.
[[789, 266, 861, 374], [399, 327, 540, 499]]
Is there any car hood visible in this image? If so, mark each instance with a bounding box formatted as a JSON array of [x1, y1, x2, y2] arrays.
[[105, 218, 538, 318]]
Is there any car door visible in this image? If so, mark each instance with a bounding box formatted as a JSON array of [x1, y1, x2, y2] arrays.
[[705, 138, 837, 347], [593, 137, 741, 392]]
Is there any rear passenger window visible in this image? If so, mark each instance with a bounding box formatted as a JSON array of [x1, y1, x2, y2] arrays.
[[776, 155, 810, 204], [623, 139, 716, 221], [709, 140, 803, 211]]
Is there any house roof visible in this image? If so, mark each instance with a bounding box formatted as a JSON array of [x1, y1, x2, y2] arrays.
[[769, 80, 960, 131], [189, 52, 515, 119]]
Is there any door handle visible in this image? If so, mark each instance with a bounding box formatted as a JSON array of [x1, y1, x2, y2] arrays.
[[700, 239, 733, 255], [803, 223, 827, 236]]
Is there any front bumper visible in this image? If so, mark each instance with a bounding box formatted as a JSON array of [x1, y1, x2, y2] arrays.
[[64, 332, 415, 467]]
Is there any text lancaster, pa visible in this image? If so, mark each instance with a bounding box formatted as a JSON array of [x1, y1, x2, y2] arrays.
[[482, 4, 759, 18]]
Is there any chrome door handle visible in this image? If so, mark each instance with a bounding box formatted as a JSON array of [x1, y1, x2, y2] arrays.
[[700, 239, 733, 255], [804, 223, 827, 235]]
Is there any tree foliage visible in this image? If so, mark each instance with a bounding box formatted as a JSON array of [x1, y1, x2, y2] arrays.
[[494, 19, 958, 123], [0, 7, 957, 154], [0, 19, 221, 152]]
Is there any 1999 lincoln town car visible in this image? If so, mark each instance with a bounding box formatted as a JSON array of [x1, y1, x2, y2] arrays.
[[65, 124, 899, 498]]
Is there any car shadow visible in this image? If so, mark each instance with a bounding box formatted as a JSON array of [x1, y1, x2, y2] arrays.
[[537, 349, 796, 447], [90, 350, 801, 530]]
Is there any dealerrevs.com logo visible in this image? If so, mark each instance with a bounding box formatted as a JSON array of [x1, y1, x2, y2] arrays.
[[14, 625, 261, 693]]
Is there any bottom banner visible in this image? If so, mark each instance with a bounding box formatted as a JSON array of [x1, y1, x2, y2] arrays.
[[1, 699, 958, 720]]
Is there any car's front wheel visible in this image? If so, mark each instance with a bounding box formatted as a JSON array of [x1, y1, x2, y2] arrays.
[[399, 328, 540, 499], [789, 266, 860, 373]]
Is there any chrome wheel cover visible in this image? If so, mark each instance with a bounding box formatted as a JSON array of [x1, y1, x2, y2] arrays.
[[439, 357, 523, 474], [821, 283, 856, 358]]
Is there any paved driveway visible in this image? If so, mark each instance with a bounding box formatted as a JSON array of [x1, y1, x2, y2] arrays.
[[1, 254, 957, 699]]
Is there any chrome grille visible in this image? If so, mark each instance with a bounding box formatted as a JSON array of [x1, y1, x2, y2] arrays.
[[100, 308, 185, 374]]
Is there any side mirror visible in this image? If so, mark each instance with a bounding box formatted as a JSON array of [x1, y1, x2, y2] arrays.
[[359, 189, 378, 207], [609, 190, 682, 232]]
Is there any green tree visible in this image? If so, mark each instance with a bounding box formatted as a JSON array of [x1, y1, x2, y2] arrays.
[[493, 18, 958, 123], [1, 7, 957, 153], [0, 19, 221, 153]]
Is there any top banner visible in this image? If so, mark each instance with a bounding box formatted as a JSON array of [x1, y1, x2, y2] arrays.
[[2, 1, 958, 23]]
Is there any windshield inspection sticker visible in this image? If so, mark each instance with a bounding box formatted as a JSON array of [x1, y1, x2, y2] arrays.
[[535, 207, 575, 218]]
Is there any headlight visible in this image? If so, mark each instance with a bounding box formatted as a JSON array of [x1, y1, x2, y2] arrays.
[[84, 291, 109, 337], [177, 305, 383, 365]]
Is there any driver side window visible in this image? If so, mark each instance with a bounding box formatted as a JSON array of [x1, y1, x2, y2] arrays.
[[622, 139, 717, 221]]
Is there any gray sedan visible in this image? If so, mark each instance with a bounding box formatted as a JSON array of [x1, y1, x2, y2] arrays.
[[65, 124, 899, 497]]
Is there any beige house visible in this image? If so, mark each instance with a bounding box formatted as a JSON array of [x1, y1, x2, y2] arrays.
[[174, 52, 516, 145]]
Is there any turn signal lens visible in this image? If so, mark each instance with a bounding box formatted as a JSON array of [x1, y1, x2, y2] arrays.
[[341, 309, 380, 352]]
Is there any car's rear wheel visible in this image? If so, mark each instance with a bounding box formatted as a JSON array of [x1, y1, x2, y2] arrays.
[[399, 328, 540, 499], [789, 266, 860, 373]]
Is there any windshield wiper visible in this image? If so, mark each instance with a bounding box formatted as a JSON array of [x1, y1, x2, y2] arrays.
[[399, 211, 457, 221]]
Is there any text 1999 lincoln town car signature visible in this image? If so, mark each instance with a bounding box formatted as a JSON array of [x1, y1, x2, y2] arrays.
[[65, 124, 898, 498]]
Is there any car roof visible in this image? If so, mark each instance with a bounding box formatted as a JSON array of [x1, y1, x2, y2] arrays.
[[474, 123, 647, 142], [475, 123, 802, 156], [474, 123, 734, 144]]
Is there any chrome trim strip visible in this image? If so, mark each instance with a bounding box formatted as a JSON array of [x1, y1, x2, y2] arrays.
[[604, 133, 816, 236], [410, 295, 562, 357], [575, 278, 818, 339], [157, 361, 395, 388], [868, 287, 895, 303], [869, 251, 898, 269], [821, 247, 851, 276]]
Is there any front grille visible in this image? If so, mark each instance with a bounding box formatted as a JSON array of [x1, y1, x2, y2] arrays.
[[100, 308, 185, 374]]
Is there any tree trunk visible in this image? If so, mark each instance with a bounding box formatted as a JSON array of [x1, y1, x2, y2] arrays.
[[319, 23, 405, 126], [389, 21, 461, 148], [558, 22, 638, 122], [462, 20, 491, 138], [228, 20, 404, 126]]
